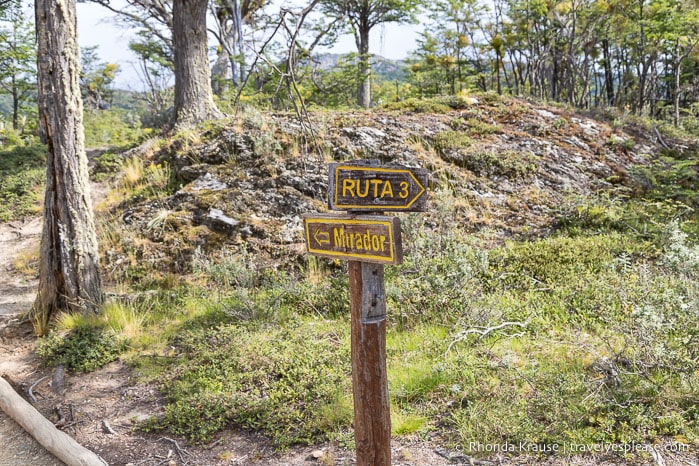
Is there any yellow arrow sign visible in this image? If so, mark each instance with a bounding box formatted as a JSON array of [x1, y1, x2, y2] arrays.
[[303, 214, 403, 265]]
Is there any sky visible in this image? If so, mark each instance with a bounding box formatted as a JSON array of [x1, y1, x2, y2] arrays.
[[74, 1, 420, 90]]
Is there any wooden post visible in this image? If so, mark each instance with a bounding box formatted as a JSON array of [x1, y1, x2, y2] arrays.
[[304, 161, 427, 465], [349, 261, 391, 466]]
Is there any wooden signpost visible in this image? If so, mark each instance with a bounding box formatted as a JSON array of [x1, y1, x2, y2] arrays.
[[303, 161, 428, 466]]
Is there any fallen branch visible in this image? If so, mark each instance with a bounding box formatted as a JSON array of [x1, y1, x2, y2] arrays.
[[157, 436, 192, 463], [653, 125, 671, 150], [0, 376, 108, 466], [446, 320, 529, 355], [101, 419, 117, 435], [27, 375, 48, 403]]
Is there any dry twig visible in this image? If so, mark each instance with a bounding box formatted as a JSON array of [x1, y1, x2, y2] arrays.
[[446, 320, 529, 355], [27, 375, 48, 403], [157, 436, 192, 464]]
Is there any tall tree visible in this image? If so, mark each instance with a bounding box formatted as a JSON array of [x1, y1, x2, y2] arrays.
[[32, 0, 103, 332], [80, 46, 119, 110], [172, 0, 222, 127], [210, 0, 266, 91], [0, 0, 36, 130], [321, 0, 422, 108]]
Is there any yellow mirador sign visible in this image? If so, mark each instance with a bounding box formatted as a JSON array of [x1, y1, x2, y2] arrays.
[[303, 214, 403, 265], [328, 163, 428, 212]]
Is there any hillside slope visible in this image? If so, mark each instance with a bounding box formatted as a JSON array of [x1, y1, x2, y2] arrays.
[[99, 96, 670, 281]]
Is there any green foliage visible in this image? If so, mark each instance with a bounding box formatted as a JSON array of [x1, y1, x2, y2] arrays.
[[632, 147, 699, 210], [432, 130, 538, 178], [305, 54, 361, 108], [0, 142, 46, 221], [383, 97, 453, 113], [484, 234, 653, 291], [432, 130, 472, 152], [0, 2, 36, 130], [83, 108, 148, 148], [36, 326, 126, 372], [192, 249, 349, 322], [149, 322, 352, 446], [382, 95, 481, 113], [80, 46, 119, 111], [386, 217, 487, 328], [449, 117, 500, 136]]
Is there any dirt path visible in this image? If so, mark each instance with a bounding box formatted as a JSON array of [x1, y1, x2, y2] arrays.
[[0, 210, 62, 466], [0, 316, 65, 466], [0, 218, 41, 316]]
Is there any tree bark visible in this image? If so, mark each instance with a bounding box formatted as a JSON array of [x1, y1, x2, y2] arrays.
[[602, 37, 615, 105], [356, 24, 371, 108], [32, 0, 103, 332], [173, 0, 222, 128], [673, 40, 682, 128]]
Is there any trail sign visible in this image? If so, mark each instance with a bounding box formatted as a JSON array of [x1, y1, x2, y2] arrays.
[[302, 161, 428, 466], [303, 214, 403, 265], [329, 163, 428, 212]]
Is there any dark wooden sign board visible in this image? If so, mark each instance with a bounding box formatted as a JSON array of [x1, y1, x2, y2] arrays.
[[303, 214, 403, 265], [328, 163, 428, 212]]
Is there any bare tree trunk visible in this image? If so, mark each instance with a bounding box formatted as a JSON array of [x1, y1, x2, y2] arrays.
[[356, 25, 371, 108], [11, 76, 18, 130], [674, 40, 682, 128], [173, 0, 222, 128], [32, 0, 103, 333], [602, 38, 615, 105]]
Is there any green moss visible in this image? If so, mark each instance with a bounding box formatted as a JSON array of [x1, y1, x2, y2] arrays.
[[432, 130, 473, 153], [383, 97, 452, 114]]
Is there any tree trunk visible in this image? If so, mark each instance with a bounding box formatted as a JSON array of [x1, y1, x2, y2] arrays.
[[33, 0, 103, 333], [211, 42, 231, 96], [674, 40, 682, 128], [173, 0, 222, 128], [602, 38, 615, 105], [11, 75, 18, 130], [356, 25, 371, 108]]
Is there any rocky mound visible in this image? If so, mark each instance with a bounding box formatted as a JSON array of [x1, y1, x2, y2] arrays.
[[96, 97, 682, 283]]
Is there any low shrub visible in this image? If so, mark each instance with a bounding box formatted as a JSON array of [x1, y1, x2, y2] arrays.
[[36, 326, 126, 372]]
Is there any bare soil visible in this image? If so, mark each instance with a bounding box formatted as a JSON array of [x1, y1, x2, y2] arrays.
[[0, 217, 41, 317]]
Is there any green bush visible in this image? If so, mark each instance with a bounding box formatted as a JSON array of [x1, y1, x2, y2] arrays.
[[383, 97, 452, 114], [632, 148, 699, 210], [484, 234, 653, 291], [36, 326, 126, 372], [432, 130, 473, 154], [152, 322, 352, 446], [83, 109, 148, 148]]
